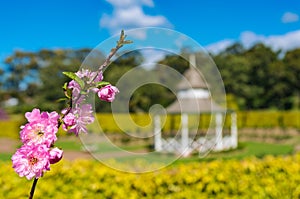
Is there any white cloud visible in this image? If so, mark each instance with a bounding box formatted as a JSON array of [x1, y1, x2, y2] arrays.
[[205, 39, 234, 54], [175, 35, 188, 48], [205, 30, 300, 54], [281, 12, 299, 23], [140, 48, 168, 69], [240, 31, 265, 48], [127, 28, 148, 39], [239, 30, 300, 52], [100, 0, 172, 36], [264, 30, 300, 51]]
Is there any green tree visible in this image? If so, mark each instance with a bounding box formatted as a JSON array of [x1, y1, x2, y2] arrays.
[[37, 49, 103, 111], [1, 48, 104, 112], [243, 43, 279, 109], [214, 54, 251, 109], [266, 60, 294, 109], [214, 43, 290, 110], [4, 51, 39, 91], [158, 54, 189, 74], [283, 49, 300, 109]]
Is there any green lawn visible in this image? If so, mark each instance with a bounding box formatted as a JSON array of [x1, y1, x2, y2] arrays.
[[55, 140, 82, 150], [101, 141, 294, 164], [0, 153, 12, 161], [174, 141, 294, 164], [1, 141, 294, 163]]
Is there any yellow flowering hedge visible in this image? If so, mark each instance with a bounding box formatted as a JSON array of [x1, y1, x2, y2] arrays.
[[1, 111, 299, 137], [1, 154, 300, 198], [94, 111, 299, 134]]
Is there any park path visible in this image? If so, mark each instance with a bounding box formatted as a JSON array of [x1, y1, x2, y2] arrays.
[[0, 138, 93, 160], [0, 138, 19, 153], [0, 138, 141, 161]]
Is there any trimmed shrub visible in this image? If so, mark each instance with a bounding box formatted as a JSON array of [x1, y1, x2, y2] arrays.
[[1, 154, 300, 198]]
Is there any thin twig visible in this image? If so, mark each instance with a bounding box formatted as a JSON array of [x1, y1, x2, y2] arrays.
[[29, 178, 38, 199], [97, 30, 132, 73], [60, 31, 132, 127]]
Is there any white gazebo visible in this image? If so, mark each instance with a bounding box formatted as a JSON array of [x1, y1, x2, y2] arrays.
[[153, 54, 238, 156]]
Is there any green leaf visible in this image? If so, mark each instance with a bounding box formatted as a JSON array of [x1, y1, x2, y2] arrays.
[[56, 98, 69, 102], [62, 82, 68, 90], [64, 88, 72, 99], [80, 90, 88, 95], [62, 72, 85, 89], [62, 82, 72, 98], [96, 81, 110, 88]]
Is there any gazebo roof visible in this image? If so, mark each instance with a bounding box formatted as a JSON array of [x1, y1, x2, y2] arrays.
[[167, 98, 225, 113], [166, 54, 225, 113], [177, 66, 208, 90]]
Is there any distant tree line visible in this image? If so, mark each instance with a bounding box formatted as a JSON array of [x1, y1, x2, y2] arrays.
[[213, 43, 299, 110], [0, 43, 299, 113], [160, 43, 299, 110]]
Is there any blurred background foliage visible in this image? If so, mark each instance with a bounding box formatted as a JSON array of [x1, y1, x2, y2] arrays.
[[0, 42, 299, 114], [0, 43, 299, 199]]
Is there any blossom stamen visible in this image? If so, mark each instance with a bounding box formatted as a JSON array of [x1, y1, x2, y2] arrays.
[[29, 157, 38, 166]]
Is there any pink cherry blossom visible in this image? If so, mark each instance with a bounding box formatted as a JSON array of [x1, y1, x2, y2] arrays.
[[94, 72, 103, 82], [97, 85, 119, 102], [68, 80, 81, 97], [68, 69, 104, 104], [49, 147, 63, 164], [25, 108, 41, 123], [63, 104, 94, 135], [12, 144, 50, 180], [62, 112, 76, 131], [48, 111, 60, 124], [20, 109, 59, 147], [76, 69, 103, 84], [25, 109, 59, 124]]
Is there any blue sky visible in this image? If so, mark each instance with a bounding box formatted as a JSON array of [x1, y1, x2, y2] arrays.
[[1, 0, 300, 64]]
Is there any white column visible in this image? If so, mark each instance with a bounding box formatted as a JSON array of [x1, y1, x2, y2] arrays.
[[181, 113, 189, 153], [215, 113, 223, 151], [189, 54, 196, 68], [231, 112, 238, 148], [154, 115, 162, 151]]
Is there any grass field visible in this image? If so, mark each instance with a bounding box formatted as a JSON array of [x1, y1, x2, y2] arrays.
[[96, 141, 294, 165], [0, 140, 294, 163]]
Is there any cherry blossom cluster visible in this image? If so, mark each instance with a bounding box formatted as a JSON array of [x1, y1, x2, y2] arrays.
[[11, 68, 119, 180], [62, 69, 119, 135], [11, 30, 130, 199], [12, 109, 63, 180]]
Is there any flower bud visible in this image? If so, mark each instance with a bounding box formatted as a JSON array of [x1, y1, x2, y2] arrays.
[[97, 85, 119, 102], [49, 147, 63, 164]]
